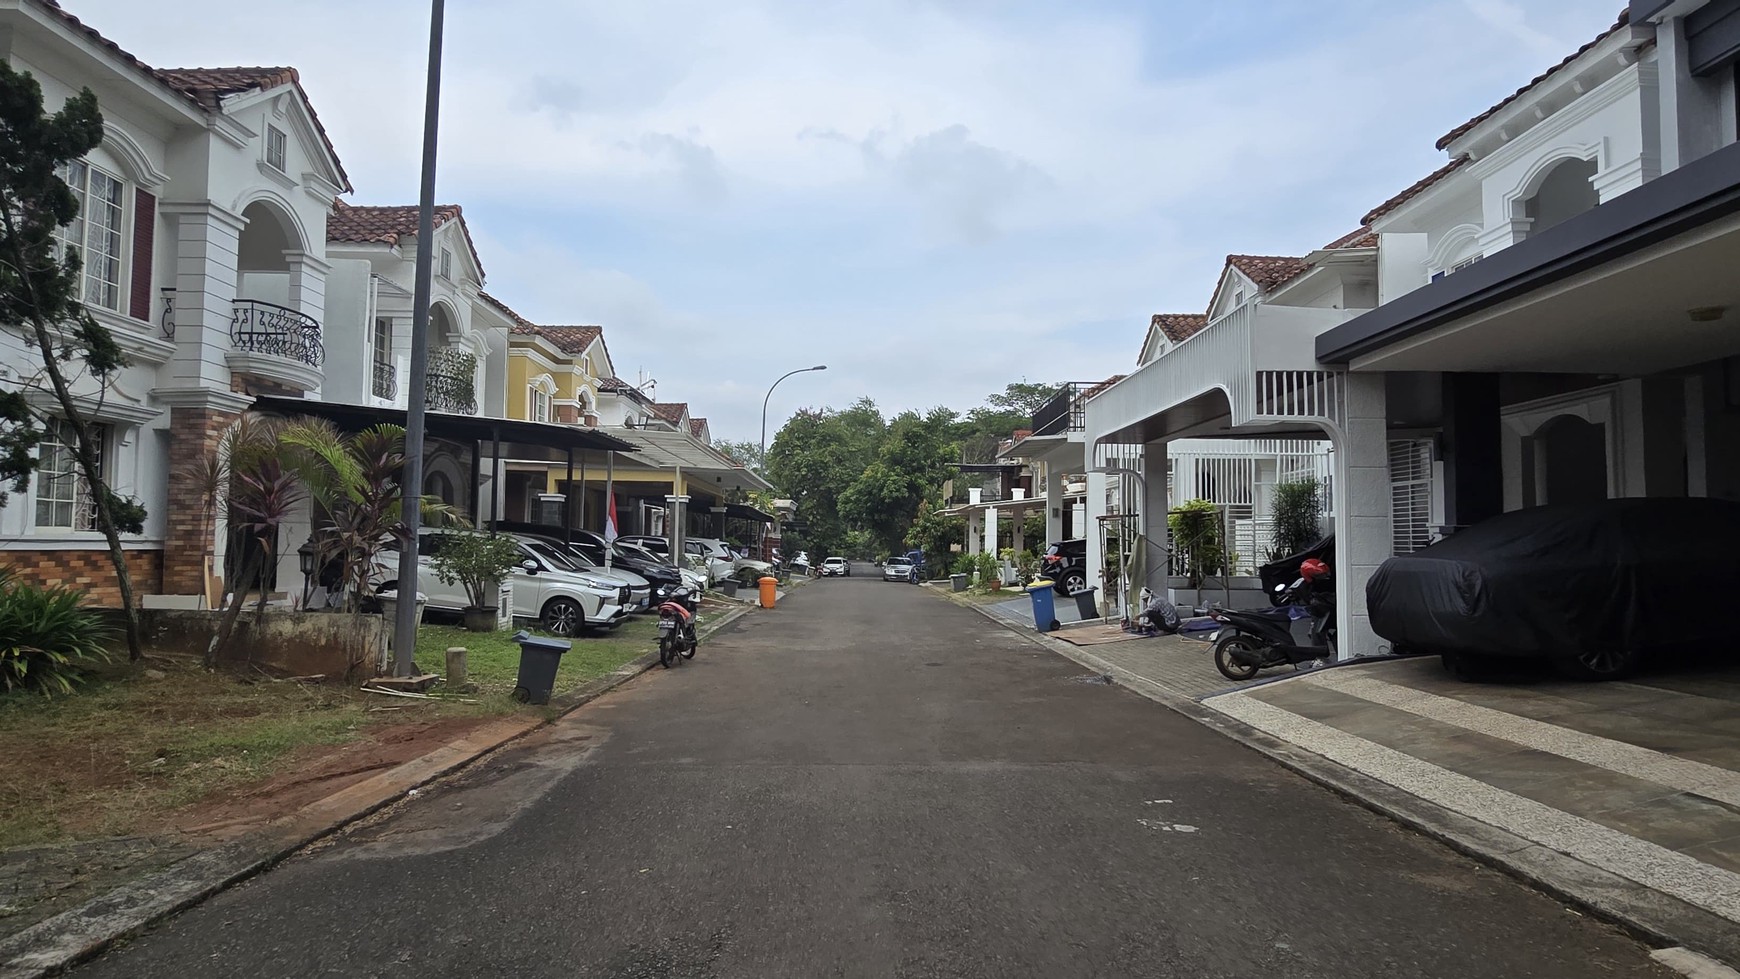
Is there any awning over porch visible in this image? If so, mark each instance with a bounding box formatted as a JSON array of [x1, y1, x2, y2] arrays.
[[611, 428, 773, 493], [249, 395, 638, 459], [1317, 140, 1740, 374], [1086, 302, 1357, 447]]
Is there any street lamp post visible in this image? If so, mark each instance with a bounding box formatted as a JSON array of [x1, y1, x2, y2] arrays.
[[760, 365, 827, 464], [392, 0, 446, 676]]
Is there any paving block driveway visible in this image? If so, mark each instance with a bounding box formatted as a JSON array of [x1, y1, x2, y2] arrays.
[[72, 570, 1675, 978]]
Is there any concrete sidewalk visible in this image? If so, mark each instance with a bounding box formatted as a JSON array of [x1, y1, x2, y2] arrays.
[[946, 588, 1740, 971]]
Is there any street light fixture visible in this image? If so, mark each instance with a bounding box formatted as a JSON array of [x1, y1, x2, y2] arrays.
[[760, 364, 827, 464]]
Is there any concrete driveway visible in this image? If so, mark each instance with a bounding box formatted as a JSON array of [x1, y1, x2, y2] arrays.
[[71, 570, 1676, 977]]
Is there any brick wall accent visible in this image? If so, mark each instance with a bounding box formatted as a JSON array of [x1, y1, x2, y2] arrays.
[[162, 406, 239, 595], [1, 549, 164, 607], [555, 404, 579, 424]]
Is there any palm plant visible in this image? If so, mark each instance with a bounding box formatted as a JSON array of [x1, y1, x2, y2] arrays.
[[209, 443, 304, 666], [277, 420, 464, 612], [0, 565, 117, 695]]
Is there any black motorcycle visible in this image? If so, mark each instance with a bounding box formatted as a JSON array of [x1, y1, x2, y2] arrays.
[[1207, 568, 1336, 681]]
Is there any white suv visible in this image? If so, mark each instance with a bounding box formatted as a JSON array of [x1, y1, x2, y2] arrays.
[[378, 531, 631, 636]]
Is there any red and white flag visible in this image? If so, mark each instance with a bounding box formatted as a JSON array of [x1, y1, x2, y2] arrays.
[[604, 494, 620, 544]]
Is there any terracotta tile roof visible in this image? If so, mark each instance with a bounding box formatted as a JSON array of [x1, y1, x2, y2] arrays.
[[650, 402, 689, 425], [479, 292, 534, 328], [1082, 375, 1125, 399], [1323, 226, 1379, 250], [156, 66, 298, 108], [1436, 9, 1632, 151], [327, 201, 483, 275], [1150, 313, 1209, 343], [509, 325, 602, 355], [28, 5, 352, 192], [689, 418, 708, 438], [1226, 255, 1310, 291], [1360, 157, 1471, 226]]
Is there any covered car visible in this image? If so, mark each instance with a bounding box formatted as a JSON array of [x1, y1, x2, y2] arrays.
[[1367, 498, 1740, 679]]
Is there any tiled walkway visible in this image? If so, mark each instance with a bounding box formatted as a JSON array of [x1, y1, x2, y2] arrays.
[[1205, 656, 1740, 929]]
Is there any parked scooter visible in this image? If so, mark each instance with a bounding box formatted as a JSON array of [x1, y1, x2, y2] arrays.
[[656, 586, 700, 668], [1207, 559, 1336, 681]]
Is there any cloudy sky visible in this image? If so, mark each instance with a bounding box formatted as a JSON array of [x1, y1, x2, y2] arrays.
[[79, 0, 1620, 442]]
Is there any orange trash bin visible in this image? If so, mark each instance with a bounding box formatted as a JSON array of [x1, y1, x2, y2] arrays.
[[758, 576, 778, 609]]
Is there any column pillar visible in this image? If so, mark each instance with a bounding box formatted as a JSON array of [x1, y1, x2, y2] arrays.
[[159, 201, 246, 393], [283, 250, 332, 328], [1332, 373, 1390, 659], [1044, 463, 1064, 543], [1441, 373, 1503, 530], [1141, 442, 1169, 594], [1084, 470, 1109, 599], [155, 389, 254, 598]]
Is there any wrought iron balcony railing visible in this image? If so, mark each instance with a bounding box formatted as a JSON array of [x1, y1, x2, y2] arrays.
[[230, 299, 323, 367], [372, 360, 398, 400], [423, 347, 475, 415]]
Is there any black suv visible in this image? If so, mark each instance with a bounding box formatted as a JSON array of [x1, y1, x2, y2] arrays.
[[1041, 539, 1089, 595]]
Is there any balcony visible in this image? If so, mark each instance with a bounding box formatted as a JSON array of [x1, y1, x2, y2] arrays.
[[225, 299, 324, 392], [1086, 303, 1361, 447], [426, 347, 478, 415], [372, 360, 398, 400], [1030, 382, 1096, 436]]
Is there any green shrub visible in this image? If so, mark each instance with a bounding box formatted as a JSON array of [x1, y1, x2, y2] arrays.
[[428, 532, 523, 610], [1268, 478, 1324, 561], [0, 566, 116, 696], [971, 552, 1000, 590], [1168, 499, 1225, 588]]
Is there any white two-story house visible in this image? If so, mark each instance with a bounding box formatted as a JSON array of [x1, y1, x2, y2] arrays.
[[0, 0, 348, 603], [1315, 1, 1740, 654]]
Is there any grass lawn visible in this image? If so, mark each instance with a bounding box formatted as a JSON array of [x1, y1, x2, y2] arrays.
[[0, 610, 700, 851], [413, 614, 664, 697]]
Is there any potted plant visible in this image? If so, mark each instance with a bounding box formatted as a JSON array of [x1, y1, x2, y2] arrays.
[[430, 531, 523, 632]]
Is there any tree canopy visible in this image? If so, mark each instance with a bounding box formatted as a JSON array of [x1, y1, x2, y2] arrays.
[[764, 383, 1058, 560]]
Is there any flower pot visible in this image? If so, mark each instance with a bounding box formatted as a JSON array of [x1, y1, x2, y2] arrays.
[[463, 606, 499, 633]]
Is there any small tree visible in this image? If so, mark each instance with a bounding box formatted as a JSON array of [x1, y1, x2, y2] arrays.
[[1168, 499, 1225, 589], [430, 532, 522, 613], [1267, 478, 1324, 561], [0, 63, 148, 660]]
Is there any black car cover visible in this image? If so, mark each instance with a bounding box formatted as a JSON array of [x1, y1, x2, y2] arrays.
[[1367, 498, 1740, 658]]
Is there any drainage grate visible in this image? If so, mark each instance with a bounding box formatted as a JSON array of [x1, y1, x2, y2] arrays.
[[1068, 673, 1116, 685]]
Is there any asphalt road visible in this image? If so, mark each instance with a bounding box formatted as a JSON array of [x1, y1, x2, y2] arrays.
[[77, 566, 1675, 978]]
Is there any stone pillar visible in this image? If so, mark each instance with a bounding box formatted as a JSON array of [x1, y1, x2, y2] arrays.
[[156, 392, 252, 597], [1141, 442, 1169, 594], [1332, 373, 1390, 659], [983, 504, 997, 561], [1441, 373, 1503, 530], [1044, 463, 1064, 543], [159, 202, 245, 393]]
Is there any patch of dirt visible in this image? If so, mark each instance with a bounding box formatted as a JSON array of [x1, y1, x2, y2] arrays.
[[156, 715, 494, 841]]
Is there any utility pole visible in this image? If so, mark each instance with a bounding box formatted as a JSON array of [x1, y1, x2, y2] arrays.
[[392, 0, 445, 676]]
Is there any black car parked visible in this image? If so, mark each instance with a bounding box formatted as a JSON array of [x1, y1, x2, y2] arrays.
[[1041, 539, 1089, 595]]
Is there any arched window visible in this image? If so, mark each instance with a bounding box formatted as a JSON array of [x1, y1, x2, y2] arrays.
[[1524, 158, 1599, 237], [425, 471, 456, 505]]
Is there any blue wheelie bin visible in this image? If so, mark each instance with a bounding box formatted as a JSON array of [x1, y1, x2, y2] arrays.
[[1026, 581, 1060, 632]]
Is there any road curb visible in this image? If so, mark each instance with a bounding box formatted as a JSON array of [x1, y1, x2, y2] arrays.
[[937, 588, 1740, 969], [0, 604, 753, 979]]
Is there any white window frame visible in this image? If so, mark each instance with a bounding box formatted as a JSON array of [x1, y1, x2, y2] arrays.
[[56, 160, 127, 312], [265, 125, 288, 172], [439, 247, 453, 280], [372, 317, 393, 367], [33, 418, 106, 532]]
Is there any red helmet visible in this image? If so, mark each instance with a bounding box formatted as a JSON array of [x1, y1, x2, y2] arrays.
[[1299, 558, 1330, 582]]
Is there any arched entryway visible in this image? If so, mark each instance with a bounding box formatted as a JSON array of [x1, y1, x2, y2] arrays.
[[1524, 157, 1599, 237], [1529, 414, 1609, 506]]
